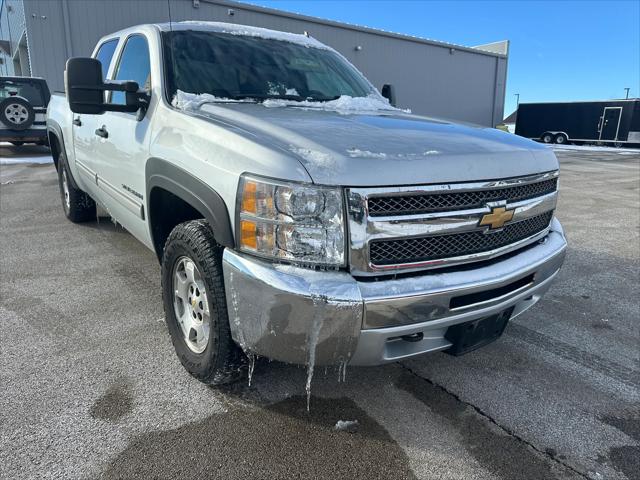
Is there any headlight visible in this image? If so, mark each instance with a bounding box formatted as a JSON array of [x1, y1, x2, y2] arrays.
[[237, 175, 345, 266]]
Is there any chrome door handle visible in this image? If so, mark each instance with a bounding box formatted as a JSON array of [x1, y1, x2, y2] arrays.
[[95, 126, 108, 139]]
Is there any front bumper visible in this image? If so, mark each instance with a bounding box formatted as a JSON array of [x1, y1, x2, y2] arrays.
[[222, 218, 567, 366], [0, 128, 48, 143]]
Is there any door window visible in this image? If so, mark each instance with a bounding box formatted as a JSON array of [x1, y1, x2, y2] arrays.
[[94, 39, 118, 80], [111, 35, 151, 105]]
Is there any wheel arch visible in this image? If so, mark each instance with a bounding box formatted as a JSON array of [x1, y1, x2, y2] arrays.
[[47, 121, 81, 191], [146, 157, 235, 261], [46, 121, 64, 172]]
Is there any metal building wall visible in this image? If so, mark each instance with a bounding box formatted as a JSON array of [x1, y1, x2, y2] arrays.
[[0, 0, 29, 76], [21, 0, 507, 126]]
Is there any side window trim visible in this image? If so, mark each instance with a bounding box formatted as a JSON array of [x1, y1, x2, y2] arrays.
[[108, 33, 151, 106]]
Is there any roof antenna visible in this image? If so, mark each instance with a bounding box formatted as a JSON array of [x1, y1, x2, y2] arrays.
[[166, 0, 178, 104]]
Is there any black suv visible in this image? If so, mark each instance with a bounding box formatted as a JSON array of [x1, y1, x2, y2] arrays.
[[0, 76, 50, 146]]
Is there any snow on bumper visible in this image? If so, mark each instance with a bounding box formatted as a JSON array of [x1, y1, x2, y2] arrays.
[[222, 218, 567, 367]]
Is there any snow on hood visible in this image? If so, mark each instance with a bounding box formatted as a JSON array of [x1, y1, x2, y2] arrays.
[[173, 90, 406, 115], [262, 94, 409, 114], [172, 90, 256, 110], [162, 21, 330, 49], [171, 94, 558, 186]]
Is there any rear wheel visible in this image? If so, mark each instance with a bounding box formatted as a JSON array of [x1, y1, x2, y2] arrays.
[[57, 151, 96, 223], [555, 133, 568, 144], [541, 132, 554, 144], [161, 220, 244, 385]]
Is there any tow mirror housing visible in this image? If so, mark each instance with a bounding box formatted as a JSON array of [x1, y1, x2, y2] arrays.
[[65, 57, 146, 115], [381, 83, 396, 107]]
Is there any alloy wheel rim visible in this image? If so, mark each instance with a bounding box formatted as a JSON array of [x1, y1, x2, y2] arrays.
[[5, 104, 28, 124], [172, 256, 211, 354], [62, 169, 71, 210]]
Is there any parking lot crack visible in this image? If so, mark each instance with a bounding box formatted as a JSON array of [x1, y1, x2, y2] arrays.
[[398, 363, 591, 480]]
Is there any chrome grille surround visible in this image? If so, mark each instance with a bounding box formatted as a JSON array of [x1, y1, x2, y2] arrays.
[[368, 178, 558, 216], [346, 171, 559, 276]]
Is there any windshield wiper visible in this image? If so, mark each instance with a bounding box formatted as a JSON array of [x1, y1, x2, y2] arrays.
[[224, 93, 343, 103], [304, 95, 341, 102]]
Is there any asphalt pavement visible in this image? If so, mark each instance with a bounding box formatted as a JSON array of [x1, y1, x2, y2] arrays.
[[0, 143, 638, 480]]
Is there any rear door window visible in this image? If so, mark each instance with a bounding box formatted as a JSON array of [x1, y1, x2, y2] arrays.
[[94, 39, 119, 80]]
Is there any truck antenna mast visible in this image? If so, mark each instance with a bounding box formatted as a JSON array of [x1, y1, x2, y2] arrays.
[[167, 0, 178, 100]]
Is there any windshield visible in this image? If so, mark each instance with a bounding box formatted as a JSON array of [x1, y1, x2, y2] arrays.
[[163, 31, 375, 103]]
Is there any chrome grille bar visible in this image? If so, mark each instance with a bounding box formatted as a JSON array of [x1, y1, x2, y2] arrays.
[[347, 171, 559, 276]]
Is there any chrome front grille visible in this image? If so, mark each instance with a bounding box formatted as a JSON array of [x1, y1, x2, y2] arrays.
[[346, 171, 559, 276], [368, 178, 558, 216], [369, 211, 553, 266]]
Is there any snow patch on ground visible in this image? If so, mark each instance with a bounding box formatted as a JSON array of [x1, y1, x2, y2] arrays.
[[0, 143, 52, 165], [334, 420, 359, 432], [550, 144, 639, 154]]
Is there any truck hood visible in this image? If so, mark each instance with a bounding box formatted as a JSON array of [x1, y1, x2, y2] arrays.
[[191, 103, 558, 186]]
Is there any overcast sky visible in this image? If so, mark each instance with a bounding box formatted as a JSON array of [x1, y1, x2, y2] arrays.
[[242, 0, 640, 118]]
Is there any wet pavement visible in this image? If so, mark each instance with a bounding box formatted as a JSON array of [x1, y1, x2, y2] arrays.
[[1, 143, 638, 479]]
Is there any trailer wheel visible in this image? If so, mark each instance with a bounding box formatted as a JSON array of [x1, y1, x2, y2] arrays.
[[555, 133, 568, 145], [541, 132, 554, 144]]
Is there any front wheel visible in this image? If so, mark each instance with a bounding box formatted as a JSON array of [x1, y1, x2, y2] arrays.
[[161, 220, 245, 385]]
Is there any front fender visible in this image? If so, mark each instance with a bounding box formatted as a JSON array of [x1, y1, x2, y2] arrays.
[[145, 157, 235, 250]]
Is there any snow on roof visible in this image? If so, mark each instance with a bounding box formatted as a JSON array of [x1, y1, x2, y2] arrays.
[[155, 21, 329, 49]]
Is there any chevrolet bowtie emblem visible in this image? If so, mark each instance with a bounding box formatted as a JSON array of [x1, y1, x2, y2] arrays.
[[479, 206, 515, 230]]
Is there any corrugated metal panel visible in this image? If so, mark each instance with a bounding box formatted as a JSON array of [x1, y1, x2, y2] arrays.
[[20, 0, 508, 125], [0, 0, 28, 75]]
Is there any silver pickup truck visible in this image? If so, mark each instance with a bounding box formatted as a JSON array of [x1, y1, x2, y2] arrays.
[[47, 21, 566, 386]]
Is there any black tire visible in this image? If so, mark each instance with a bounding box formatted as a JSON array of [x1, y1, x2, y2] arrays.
[[0, 96, 35, 131], [10, 141, 24, 146], [541, 132, 554, 144], [57, 150, 96, 223], [161, 220, 244, 385], [555, 133, 568, 144]]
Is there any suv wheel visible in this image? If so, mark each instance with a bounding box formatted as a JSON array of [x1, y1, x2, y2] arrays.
[[57, 150, 96, 222], [161, 220, 244, 385], [0, 96, 35, 131]]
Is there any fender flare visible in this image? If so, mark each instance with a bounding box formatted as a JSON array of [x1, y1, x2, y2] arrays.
[[145, 157, 235, 251], [46, 120, 83, 190]]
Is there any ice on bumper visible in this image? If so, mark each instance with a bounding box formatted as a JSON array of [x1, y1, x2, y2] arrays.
[[222, 249, 362, 366]]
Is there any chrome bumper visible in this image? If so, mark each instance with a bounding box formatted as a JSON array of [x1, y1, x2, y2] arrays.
[[222, 218, 567, 366]]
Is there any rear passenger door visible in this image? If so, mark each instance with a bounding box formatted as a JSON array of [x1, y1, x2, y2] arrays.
[[93, 34, 153, 243]]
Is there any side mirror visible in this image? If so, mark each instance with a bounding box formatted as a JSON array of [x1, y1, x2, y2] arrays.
[[381, 84, 396, 107], [65, 57, 145, 115]]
